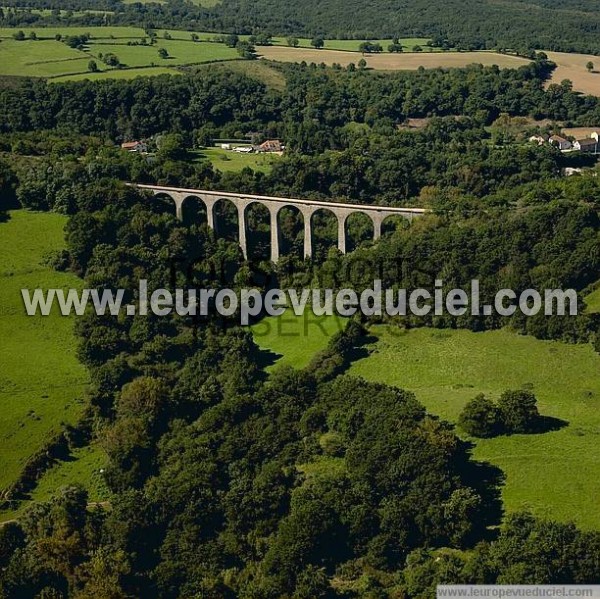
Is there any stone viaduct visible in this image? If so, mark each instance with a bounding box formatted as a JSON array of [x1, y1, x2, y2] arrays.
[[132, 183, 427, 262]]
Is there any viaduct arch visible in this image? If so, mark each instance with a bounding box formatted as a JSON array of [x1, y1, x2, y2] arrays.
[[131, 183, 427, 262]]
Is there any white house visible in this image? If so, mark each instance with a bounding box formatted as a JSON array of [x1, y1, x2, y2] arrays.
[[549, 135, 572, 151], [528, 134, 548, 145]]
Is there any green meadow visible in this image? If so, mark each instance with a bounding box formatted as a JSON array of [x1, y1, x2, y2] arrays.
[[193, 147, 281, 173], [85, 39, 237, 68], [252, 310, 348, 369], [29, 443, 108, 504], [0, 28, 239, 81], [0, 39, 102, 78], [268, 37, 438, 52], [0, 25, 144, 39], [0, 211, 89, 498], [585, 285, 600, 312], [253, 313, 600, 529]]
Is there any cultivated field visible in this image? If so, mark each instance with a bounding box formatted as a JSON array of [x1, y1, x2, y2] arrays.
[[546, 51, 600, 96], [253, 315, 600, 529], [0, 211, 88, 497], [257, 46, 531, 70]]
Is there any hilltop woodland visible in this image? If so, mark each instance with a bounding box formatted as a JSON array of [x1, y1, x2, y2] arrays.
[[0, 59, 599, 597], [3, 0, 600, 55]]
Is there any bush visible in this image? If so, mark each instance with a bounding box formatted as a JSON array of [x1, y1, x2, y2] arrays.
[[497, 389, 540, 434], [459, 390, 541, 437], [458, 394, 502, 437]]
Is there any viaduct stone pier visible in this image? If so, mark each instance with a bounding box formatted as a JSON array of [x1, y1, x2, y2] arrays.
[[132, 183, 427, 262]]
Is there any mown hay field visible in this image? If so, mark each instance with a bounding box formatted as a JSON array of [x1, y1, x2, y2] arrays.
[[257, 46, 531, 70]]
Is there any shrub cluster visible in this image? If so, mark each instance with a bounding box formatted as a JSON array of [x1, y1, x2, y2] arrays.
[[458, 390, 541, 437]]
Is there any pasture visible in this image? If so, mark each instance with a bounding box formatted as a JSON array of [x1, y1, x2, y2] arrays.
[[85, 39, 237, 68], [253, 314, 600, 529], [585, 285, 600, 312], [256, 46, 531, 70], [0, 39, 101, 78], [0, 211, 88, 499], [28, 443, 108, 504], [267, 37, 437, 52], [193, 147, 281, 173], [0, 25, 145, 39], [251, 310, 347, 370], [0, 27, 238, 80]]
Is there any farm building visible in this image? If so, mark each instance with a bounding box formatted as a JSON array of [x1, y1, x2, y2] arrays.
[[121, 141, 148, 153], [549, 135, 572, 150], [258, 139, 283, 153], [573, 138, 598, 152]]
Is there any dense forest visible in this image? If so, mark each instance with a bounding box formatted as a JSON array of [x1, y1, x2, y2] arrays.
[[0, 59, 600, 597], [3, 0, 600, 54]]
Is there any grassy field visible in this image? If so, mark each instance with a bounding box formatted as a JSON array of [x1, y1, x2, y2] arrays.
[[253, 314, 600, 529], [584, 285, 600, 312], [193, 147, 281, 173], [193, 60, 287, 90], [0, 33, 239, 80], [0, 211, 89, 498], [0, 25, 145, 39], [86, 39, 237, 68], [0, 39, 102, 78], [252, 311, 347, 369], [546, 51, 600, 96], [267, 37, 437, 52], [257, 47, 531, 70], [29, 443, 108, 504]]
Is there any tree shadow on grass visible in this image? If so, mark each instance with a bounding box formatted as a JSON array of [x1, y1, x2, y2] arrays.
[[343, 333, 378, 365], [457, 439, 506, 543], [254, 347, 283, 381], [532, 415, 569, 434]]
